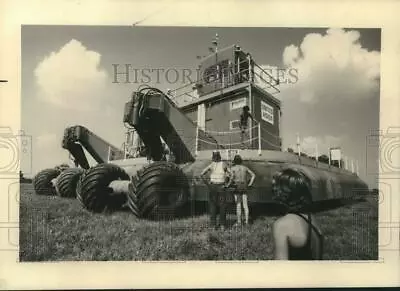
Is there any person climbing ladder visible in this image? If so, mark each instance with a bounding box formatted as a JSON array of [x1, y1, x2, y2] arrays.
[[239, 105, 255, 149]]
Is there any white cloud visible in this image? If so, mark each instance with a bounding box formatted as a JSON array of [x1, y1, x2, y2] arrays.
[[34, 39, 108, 110], [283, 44, 299, 66], [281, 28, 380, 103]]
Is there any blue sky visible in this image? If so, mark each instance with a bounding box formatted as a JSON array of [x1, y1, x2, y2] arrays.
[[21, 26, 380, 187]]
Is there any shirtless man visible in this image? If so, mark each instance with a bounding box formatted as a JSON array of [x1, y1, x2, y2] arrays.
[[225, 154, 256, 226]]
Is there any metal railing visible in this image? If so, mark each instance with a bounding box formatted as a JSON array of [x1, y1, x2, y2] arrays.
[[291, 134, 360, 175], [252, 62, 280, 94], [195, 123, 264, 155], [169, 58, 280, 104]]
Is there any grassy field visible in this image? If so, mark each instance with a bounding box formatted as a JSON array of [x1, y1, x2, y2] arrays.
[[20, 183, 378, 261]]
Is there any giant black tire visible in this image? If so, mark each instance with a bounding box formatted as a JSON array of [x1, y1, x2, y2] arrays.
[[76, 163, 130, 213], [128, 161, 190, 220], [32, 168, 61, 196], [55, 168, 84, 198]]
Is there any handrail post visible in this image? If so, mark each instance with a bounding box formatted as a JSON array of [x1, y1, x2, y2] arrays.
[[195, 125, 199, 156], [236, 56, 240, 84], [356, 160, 359, 176], [258, 123, 262, 155], [248, 54, 252, 82], [107, 146, 111, 163]]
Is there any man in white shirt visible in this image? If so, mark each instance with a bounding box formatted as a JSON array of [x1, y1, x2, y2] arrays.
[[200, 151, 229, 230]]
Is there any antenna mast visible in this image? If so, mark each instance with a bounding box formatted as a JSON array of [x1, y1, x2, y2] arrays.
[[212, 33, 219, 53]]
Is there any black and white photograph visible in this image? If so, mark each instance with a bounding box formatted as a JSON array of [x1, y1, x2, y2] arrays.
[[19, 25, 380, 261]]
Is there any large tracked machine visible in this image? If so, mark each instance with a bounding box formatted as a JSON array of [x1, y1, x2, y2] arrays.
[[32, 44, 369, 219]]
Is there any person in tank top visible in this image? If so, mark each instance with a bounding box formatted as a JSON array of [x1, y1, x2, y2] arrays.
[[271, 169, 324, 260], [200, 151, 229, 230]]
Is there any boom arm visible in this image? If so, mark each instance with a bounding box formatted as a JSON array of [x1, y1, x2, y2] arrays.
[[124, 88, 219, 164], [62, 125, 124, 169]]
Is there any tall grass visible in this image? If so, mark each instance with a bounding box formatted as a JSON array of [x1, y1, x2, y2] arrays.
[[20, 184, 378, 261]]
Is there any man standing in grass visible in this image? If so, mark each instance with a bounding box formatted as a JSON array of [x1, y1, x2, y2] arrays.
[[225, 154, 256, 226], [200, 151, 229, 230]]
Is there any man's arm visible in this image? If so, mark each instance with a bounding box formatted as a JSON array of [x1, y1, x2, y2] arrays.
[[273, 219, 289, 260], [248, 112, 256, 122], [225, 168, 234, 187], [247, 167, 256, 187], [200, 163, 212, 176], [222, 161, 229, 173]]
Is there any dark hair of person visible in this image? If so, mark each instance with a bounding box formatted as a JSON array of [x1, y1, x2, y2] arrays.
[[233, 154, 242, 165], [212, 151, 222, 162], [243, 105, 250, 112], [272, 169, 312, 213]]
